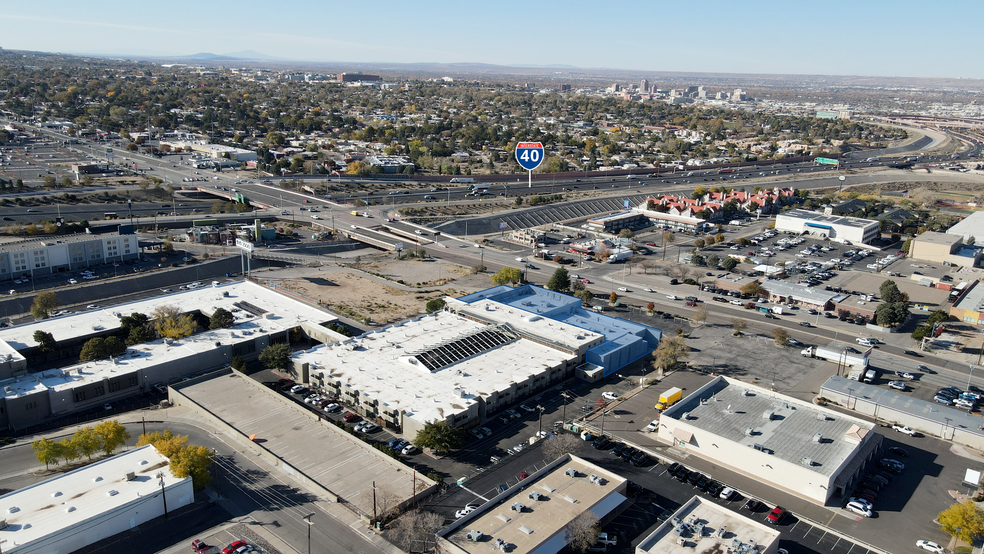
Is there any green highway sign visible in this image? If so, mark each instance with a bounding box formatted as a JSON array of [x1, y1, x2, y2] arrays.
[[815, 157, 838, 165]]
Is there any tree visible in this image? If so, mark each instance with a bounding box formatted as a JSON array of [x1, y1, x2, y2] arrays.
[[491, 266, 523, 286], [542, 433, 582, 461], [706, 254, 721, 268], [694, 238, 705, 249], [938, 501, 984, 543], [879, 280, 904, 304], [259, 343, 292, 370], [660, 232, 676, 260], [30, 291, 59, 319], [740, 281, 767, 299], [126, 325, 153, 346], [137, 430, 189, 459], [546, 267, 571, 293], [71, 427, 100, 461], [721, 257, 738, 271], [32, 437, 61, 470], [772, 327, 790, 347], [120, 312, 151, 333], [647, 302, 655, 314], [618, 228, 634, 239], [152, 305, 196, 340], [715, 233, 726, 243], [209, 307, 235, 330], [58, 437, 80, 464], [231, 355, 246, 372], [731, 317, 747, 336], [170, 444, 214, 490], [33, 330, 55, 352], [609, 291, 618, 305], [93, 420, 130, 456], [425, 298, 446, 314], [413, 421, 463, 453], [652, 335, 689, 371], [692, 305, 708, 326], [391, 509, 445, 551], [79, 337, 106, 362], [565, 511, 601, 553], [577, 289, 593, 307]]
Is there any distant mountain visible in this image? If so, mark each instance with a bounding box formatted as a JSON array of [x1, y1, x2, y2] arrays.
[[222, 50, 283, 60]]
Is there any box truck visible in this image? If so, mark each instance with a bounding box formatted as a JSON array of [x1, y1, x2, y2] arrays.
[[655, 387, 683, 411]]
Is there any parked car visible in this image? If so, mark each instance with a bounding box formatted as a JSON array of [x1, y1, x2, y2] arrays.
[[645, 419, 659, 432], [888, 446, 909, 458], [719, 487, 737, 500], [892, 424, 916, 436], [601, 392, 618, 401], [766, 506, 786, 524], [916, 540, 945, 553], [455, 504, 479, 518], [845, 501, 872, 517], [402, 444, 419, 455], [342, 413, 360, 423]]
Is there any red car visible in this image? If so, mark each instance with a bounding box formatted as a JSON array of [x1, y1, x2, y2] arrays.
[[342, 412, 360, 423], [222, 540, 247, 554], [766, 506, 786, 524], [646, 242, 656, 247], [191, 540, 209, 553]]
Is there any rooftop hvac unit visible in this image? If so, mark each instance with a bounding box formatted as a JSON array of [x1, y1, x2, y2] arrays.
[[564, 468, 577, 477], [510, 502, 525, 512], [0, 519, 5, 530], [588, 474, 599, 483], [681, 412, 690, 420], [743, 389, 752, 396], [716, 526, 727, 538], [264, 312, 275, 319], [745, 427, 755, 436], [528, 492, 543, 501], [762, 410, 774, 420], [813, 433, 823, 443], [801, 457, 814, 467], [124, 471, 135, 481], [816, 413, 827, 421], [466, 530, 483, 542]]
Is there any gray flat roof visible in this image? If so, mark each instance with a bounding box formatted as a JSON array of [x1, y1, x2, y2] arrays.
[[946, 211, 984, 241], [914, 231, 962, 246], [953, 280, 984, 312], [173, 371, 432, 514], [761, 280, 837, 305], [821, 376, 984, 436], [637, 495, 779, 554], [779, 209, 878, 229], [665, 377, 873, 476]]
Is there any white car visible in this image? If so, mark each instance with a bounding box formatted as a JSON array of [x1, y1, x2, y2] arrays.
[[455, 504, 479, 518], [402, 444, 419, 455], [602, 392, 618, 401], [719, 487, 737, 500], [666, 295, 677, 300], [847, 497, 873, 509], [645, 419, 659, 432], [845, 501, 872, 517], [892, 424, 916, 436], [730, 299, 743, 305], [644, 288, 654, 292], [917, 540, 945, 554], [617, 287, 628, 292]]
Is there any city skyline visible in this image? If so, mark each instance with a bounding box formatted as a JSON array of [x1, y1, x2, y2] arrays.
[[1, 0, 982, 80]]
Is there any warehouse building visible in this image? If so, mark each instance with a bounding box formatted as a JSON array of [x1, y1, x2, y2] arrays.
[[775, 209, 879, 245], [908, 231, 981, 268], [656, 376, 881, 505], [436, 454, 627, 554], [635, 495, 780, 554], [0, 282, 340, 431], [945, 211, 984, 243], [0, 229, 139, 283], [0, 444, 193, 554], [294, 285, 661, 437]]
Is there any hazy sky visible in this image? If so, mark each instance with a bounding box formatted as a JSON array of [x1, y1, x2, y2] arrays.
[[3, 0, 982, 79]]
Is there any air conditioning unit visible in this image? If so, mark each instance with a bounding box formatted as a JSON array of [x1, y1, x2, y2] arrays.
[[124, 471, 135, 481], [564, 468, 577, 477], [528, 492, 543, 501], [466, 530, 483, 542], [510, 502, 525, 512], [0, 519, 6, 530]]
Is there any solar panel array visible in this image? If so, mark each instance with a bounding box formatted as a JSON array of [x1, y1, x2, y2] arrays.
[[410, 325, 519, 372]]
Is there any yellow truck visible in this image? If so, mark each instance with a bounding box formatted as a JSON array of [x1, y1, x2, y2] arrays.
[[655, 387, 683, 411], [349, 211, 359, 216]]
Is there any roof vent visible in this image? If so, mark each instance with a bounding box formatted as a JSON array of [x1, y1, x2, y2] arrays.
[[51, 491, 62, 497], [801, 457, 814, 467], [519, 525, 533, 535], [745, 427, 755, 436], [816, 413, 827, 421], [564, 495, 578, 504], [496, 513, 511, 523], [743, 389, 752, 396], [539, 484, 555, 493], [107, 489, 119, 496], [813, 433, 823, 443], [65, 506, 76, 513], [7, 506, 19, 514], [93, 476, 103, 482]]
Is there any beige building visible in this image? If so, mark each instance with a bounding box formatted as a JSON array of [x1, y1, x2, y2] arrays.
[[636, 495, 780, 554], [436, 454, 627, 554], [908, 231, 981, 268]]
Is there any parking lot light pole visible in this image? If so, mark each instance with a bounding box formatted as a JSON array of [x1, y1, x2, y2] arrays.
[[537, 405, 544, 436], [969, 364, 976, 391]]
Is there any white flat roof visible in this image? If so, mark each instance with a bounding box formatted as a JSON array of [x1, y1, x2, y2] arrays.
[[637, 496, 779, 553], [295, 304, 599, 426], [0, 282, 336, 399], [0, 445, 189, 549], [0, 281, 333, 351]]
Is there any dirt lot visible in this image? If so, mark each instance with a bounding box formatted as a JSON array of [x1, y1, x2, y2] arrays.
[[260, 254, 492, 324]]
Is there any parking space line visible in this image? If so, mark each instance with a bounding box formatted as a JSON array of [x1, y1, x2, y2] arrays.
[[458, 485, 488, 503], [831, 537, 842, 551]]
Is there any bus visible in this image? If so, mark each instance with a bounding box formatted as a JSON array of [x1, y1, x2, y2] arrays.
[[103, 213, 119, 220]]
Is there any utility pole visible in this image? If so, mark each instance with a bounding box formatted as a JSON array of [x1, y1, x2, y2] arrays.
[[372, 481, 377, 523], [156, 472, 169, 519], [303, 513, 314, 554]]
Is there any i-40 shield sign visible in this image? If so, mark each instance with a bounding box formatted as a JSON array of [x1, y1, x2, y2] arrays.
[[515, 142, 544, 171]]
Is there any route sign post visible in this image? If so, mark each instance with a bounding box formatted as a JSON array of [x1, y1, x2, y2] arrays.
[[515, 142, 544, 188]]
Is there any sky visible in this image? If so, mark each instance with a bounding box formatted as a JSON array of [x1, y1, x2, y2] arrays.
[[2, 0, 982, 79]]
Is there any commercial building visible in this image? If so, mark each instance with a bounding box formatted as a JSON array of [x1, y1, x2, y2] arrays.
[[436, 454, 627, 554], [656, 376, 881, 505], [635, 496, 780, 554], [0, 282, 339, 431], [0, 444, 193, 554], [775, 209, 879, 245], [293, 285, 660, 437], [160, 141, 257, 162], [0, 229, 139, 282], [909, 231, 981, 268], [945, 211, 984, 242], [759, 281, 839, 311], [949, 280, 984, 325], [337, 72, 381, 82]]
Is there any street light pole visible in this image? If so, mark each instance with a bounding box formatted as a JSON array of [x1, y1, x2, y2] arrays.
[[537, 405, 544, 437], [156, 471, 169, 519], [303, 513, 314, 554]]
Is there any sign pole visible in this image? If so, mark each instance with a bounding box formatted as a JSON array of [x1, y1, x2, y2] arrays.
[[528, 170, 532, 188], [516, 141, 544, 188]]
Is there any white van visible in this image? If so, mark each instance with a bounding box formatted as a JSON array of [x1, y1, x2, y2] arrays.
[[857, 338, 874, 347]]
